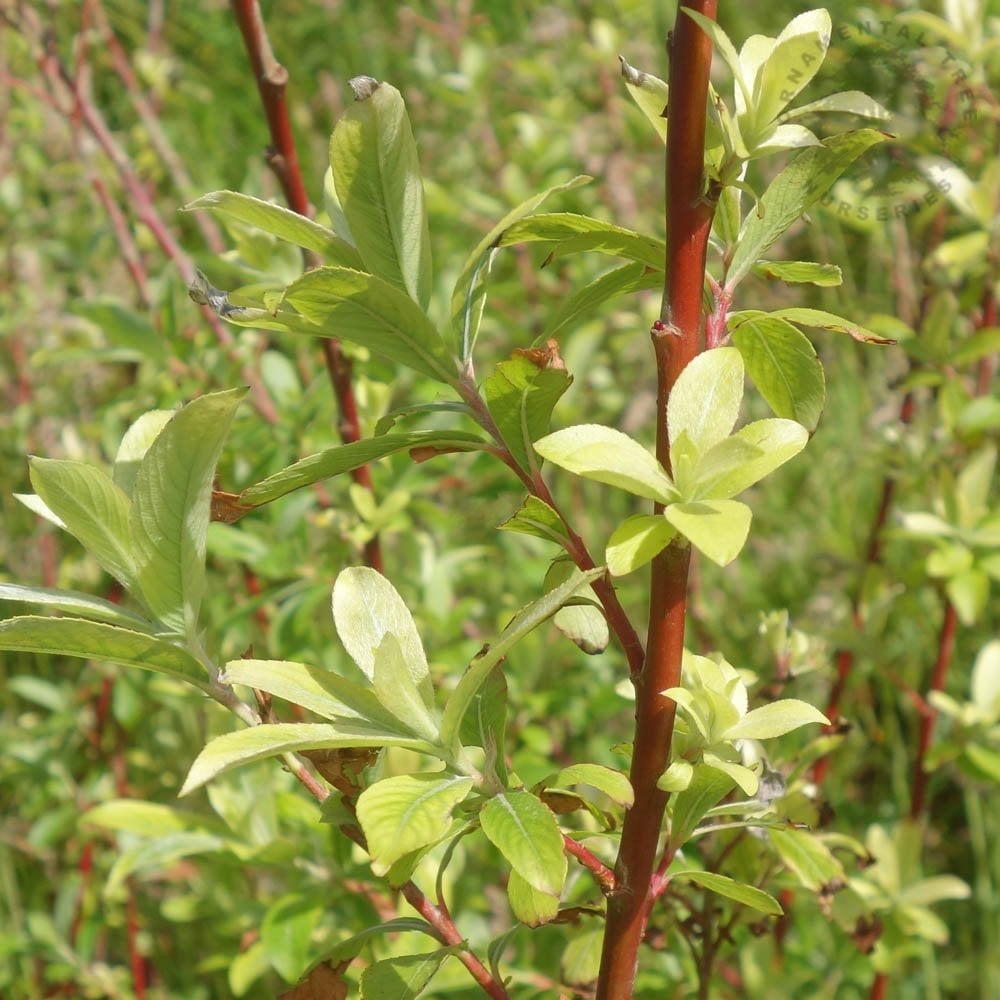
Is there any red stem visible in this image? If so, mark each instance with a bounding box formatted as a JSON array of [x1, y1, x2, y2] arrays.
[[563, 834, 616, 895], [909, 600, 958, 819], [596, 6, 717, 995], [230, 0, 383, 572]]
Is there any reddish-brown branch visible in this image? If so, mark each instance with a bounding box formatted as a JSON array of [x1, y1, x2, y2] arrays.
[[564, 834, 616, 894], [909, 600, 958, 818], [230, 0, 383, 570], [596, 7, 717, 995]]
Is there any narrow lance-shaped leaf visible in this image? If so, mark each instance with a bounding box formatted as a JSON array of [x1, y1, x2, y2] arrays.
[[0, 617, 210, 691], [180, 722, 437, 796], [182, 191, 363, 268], [130, 388, 246, 637], [672, 870, 783, 915], [239, 430, 484, 507], [726, 130, 888, 290], [372, 634, 439, 742], [0, 583, 157, 633], [452, 176, 591, 360], [330, 79, 432, 309], [283, 267, 458, 385], [619, 56, 668, 142], [440, 566, 605, 752], [28, 458, 137, 593]]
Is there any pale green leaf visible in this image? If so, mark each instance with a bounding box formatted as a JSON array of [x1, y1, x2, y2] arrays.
[[113, 410, 173, 497], [544, 262, 660, 341], [0, 616, 209, 690], [221, 659, 405, 730], [356, 773, 474, 870], [182, 190, 362, 267], [752, 9, 831, 126], [667, 348, 745, 455], [780, 90, 891, 122], [606, 515, 676, 576], [332, 567, 430, 698], [372, 634, 439, 742], [283, 267, 457, 384], [180, 722, 435, 796], [480, 790, 567, 896], [0, 583, 156, 632], [896, 875, 971, 907], [84, 800, 229, 838], [682, 9, 753, 112], [669, 765, 735, 850], [769, 828, 844, 891], [664, 499, 752, 566], [534, 424, 676, 504], [971, 641, 1000, 715], [561, 926, 604, 986], [619, 56, 668, 142], [546, 763, 634, 807], [723, 698, 828, 740], [658, 760, 694, 793], [507, 869, 559, 926], [673, 869, 783, 915], [28, 458, 136, 592], [330, 81, 432, 309], [553, 602, 609, 656], [702, 753, 759, 795], [696, 419, 809, 499]]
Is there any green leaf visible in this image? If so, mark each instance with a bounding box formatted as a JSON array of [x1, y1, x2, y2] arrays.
[[182, 191, 362, 268], [669, 766, 736, 850], [723, 699, 828, 740], [440, 567, 605, 753], [507, 869, 559, 926], [780, 90, 890, 122], [947, 568, 989, 626], [896, 875, 971, 908], [695, 419, 809, 499], [731, 313, 825, 430], [372, 635, 439, 742], [498, 495, 571, 548], [283, 267, 457, 384], [0, 583, 156, 632], [484, 355, 572, 474], [261, 894, 326, 983], [664, 499, 752, 566], [682, 9, 752, 112], [315, 918, 437, 968], [359, 949, 454, 1000], [180, 722, 436, 796], [562, 926, 604, 986], [619, 56, 668, 142], [769, 828, 844, 891], [452, 176, 591, 359], [0, 616, 209, 690], [673, 870, 783, 915], [356, 773, 474, 871], [766, 307, 894, 345], [553, 603, 609, 656], [72, 299, 165, 363], [330, 81, 432, 309], [544, 262, 660, 341], [606, 515, 677, 576], [105, 832, 227, 900], [726, 130, 888, 290], [658, 760, 694, 793], [480, 791, 567, 896], [83, 800, 229, 838], [28, 458, 136, 592], [220, 659, 405, 731], [113, 410, 173, 497], [667, 348, 745, 455], [499, 212, 665, 270], [332, 567, 431, 698], [130, 388, 245, 636], [752, 9, 831, 128], [458, 665, 508, 785], [534, 425, 676, 504], [751, 260, 842, 286], [702, 754, 759, 795], [240, 430, 484, 506], [545, 763, 634, 807]]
